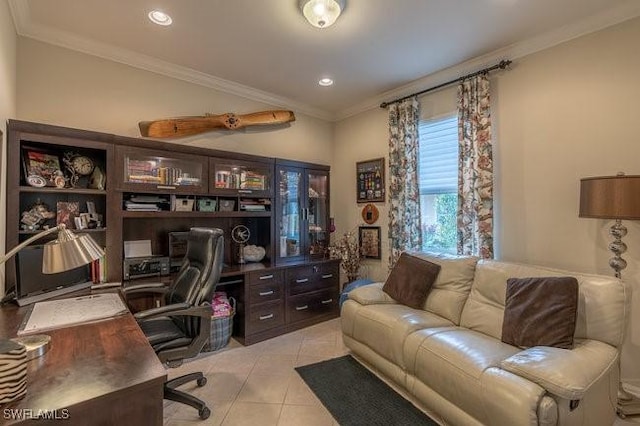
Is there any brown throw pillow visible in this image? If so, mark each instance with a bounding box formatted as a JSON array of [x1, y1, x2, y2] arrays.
[[382, 253, 441, 309], [502, 277, 579, 349]]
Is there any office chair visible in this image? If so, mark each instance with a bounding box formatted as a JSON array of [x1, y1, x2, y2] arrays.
[[124, 227, 224, 420]]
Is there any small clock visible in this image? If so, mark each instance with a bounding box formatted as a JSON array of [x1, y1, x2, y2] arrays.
[[63, 152, 95, 188], [71, 156, 95, 176]]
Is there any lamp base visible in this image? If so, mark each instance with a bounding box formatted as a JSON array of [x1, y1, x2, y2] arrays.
[[11, 334, 51, 361], [618, 387, 640, 418]]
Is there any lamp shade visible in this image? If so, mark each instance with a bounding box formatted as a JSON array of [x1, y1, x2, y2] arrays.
[[42, 227, 104, 274], [579, 175, 640, 220]]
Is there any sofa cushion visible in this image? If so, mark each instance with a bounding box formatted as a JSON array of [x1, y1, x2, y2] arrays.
[[410, 252, 479, 325], [405, 328, 521, 424], [502, 276, 578, 349], [348, 303, 454, 369], [383, 253, 441, 309], [460, 260, 628, 347]]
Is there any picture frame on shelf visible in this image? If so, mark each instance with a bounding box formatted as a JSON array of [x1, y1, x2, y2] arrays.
[[356, 158, 385, 203], [22, 146, 63, 187], [359, 226, 381, 259]]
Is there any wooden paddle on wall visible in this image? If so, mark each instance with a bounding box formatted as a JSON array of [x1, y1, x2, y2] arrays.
[[139, 110, 296, 138]]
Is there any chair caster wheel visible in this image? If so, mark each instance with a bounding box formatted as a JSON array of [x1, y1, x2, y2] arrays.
[[199, 407, 211, 420], [197, 377, 207, 387]]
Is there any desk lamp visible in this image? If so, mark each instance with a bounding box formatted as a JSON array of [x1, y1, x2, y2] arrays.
[[579, 173, 640, 417], [0, 224, 104, 403]]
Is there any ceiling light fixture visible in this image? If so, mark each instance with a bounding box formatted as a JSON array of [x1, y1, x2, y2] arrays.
[[318, 78, 334, 86], [148, 10, 172, 26], [299, 0, 345, 29]]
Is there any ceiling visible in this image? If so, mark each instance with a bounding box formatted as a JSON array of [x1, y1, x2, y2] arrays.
[[8, 0, 640, 120]]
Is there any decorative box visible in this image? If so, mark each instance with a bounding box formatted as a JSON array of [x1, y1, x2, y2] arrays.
[[171, 196, 194, 212], [197, 198, 217, 212], [218, 199, 235, 212]]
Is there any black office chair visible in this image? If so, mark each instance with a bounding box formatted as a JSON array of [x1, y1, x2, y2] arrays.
[[124, 227, 224, 420]]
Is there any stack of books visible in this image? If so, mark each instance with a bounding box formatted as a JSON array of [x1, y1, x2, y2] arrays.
[[124, 195, 168, 211], [241, 172, 266, 190], [239, 198, 271, 211]]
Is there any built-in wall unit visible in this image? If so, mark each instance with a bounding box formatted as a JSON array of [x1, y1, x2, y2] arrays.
[[5, 120, 339, 344]]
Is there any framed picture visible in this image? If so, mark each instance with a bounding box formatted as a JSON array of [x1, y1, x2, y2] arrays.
[[359, 226, 381, 259], [356, 158, 385, 203], [22, 147, 63, 187]]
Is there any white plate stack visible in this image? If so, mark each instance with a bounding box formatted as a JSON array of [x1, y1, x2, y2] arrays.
[[0, 340, 27, 404]]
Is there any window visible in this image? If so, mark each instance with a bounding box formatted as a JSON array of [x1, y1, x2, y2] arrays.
[[418, 115, 458, 253]]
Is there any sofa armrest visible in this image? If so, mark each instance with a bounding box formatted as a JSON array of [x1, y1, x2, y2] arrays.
[[348, 283, 398, 305], [500, 339, 618, 400]]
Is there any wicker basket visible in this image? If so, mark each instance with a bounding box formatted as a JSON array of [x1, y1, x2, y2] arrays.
[[203, 297, 235, 352]]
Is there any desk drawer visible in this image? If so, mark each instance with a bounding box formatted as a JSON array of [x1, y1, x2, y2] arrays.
[[247, 301, 285, 333], [287, 264, 339, 296], [287, 289, 339, 323], [248, 281, 283, 304], [247, 270, 283, 287]]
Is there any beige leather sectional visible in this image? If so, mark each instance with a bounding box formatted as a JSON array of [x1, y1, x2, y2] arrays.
[[341, 253, 628, 426]]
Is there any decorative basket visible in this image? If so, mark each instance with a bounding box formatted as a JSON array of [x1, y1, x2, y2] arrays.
[[203, 297, 235, 352]]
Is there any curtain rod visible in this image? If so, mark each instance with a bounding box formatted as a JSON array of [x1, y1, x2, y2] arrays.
[[379, 60, 512, 109]]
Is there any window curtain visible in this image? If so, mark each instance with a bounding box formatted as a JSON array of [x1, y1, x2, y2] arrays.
[[457, 74, 494, 259], [388, 98, 422, 267]]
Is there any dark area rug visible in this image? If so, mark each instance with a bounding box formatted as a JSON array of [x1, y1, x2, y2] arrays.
[[295, 355, 438, 426]]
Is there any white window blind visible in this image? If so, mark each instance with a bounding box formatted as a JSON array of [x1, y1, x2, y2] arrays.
[[418, 115, 458, 194]]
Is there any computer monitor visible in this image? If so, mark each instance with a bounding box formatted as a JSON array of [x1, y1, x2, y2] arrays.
[[15, 245, 92, 306]]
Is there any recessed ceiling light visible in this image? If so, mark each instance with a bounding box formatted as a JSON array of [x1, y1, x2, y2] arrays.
[[319, 78, 334, 87], [148, 10, 172, 26]]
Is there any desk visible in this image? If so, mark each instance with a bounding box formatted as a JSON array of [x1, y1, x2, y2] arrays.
[[0, 297, 166, 425]]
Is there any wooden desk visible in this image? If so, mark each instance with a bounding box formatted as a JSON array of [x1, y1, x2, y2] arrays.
[[0, 298, 166, 425]]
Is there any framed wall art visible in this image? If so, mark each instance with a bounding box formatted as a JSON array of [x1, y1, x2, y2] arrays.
[[359, 226, 381, 260], [356, 157, 385, 203]]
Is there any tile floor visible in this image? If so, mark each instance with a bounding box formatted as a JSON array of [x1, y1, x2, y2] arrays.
[[162, 317, 640, 426], [163, 318, 345, 425]]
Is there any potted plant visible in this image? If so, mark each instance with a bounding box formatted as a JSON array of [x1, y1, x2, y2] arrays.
[[329, 230, 361, 283]]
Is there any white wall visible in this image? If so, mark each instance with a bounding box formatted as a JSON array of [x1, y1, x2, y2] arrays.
[[16, 38, 333, 165], [334, 17, 640, 386], [0, 0, 17, 296]]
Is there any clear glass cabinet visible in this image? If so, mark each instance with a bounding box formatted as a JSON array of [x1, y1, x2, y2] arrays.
[[275, 164, 329, 263], [210, 158, 272, 198], [116, 146, 208, 193]]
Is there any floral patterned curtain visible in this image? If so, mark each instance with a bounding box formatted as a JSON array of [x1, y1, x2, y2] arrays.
[[388, 98, 422, 267], [457, 74, 494, 259]]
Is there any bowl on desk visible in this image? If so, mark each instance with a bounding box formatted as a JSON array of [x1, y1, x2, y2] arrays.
[[243, 245, 265, 262]]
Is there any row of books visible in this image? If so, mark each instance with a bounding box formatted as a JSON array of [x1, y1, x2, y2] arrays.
[[90, 253, 107, 284], [215, 170, 267, 190]]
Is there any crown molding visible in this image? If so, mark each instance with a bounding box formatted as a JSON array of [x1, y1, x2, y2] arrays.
[[335, 0, 640, 121], [7, 0, 335, 122], [8, 0, 640, 123]]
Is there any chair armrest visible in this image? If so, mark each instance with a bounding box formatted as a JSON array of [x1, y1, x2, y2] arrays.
[[134, 302, 203, 321], [500, 340, 618, 400], [348, 283, 398, 305], [122, 282, 169, 297]]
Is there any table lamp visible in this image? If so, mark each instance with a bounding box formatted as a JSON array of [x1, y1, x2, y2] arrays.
[[0, 224, 104, 404], [579, 173, 640, 417], [0, 223, 104, 273]]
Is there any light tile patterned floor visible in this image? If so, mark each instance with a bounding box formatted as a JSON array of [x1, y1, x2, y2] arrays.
[[163, 318, 345, 425], [162, 317, 640, 426]]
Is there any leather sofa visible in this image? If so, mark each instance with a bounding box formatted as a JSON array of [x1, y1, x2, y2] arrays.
[[341, 253, 628, 426]]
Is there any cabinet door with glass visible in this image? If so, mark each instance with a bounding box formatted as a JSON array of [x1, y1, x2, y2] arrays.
[[209, 158, 272, 198], [275, 166, 305, 263], [275, 163, 330, 264], [306, 170, 329, 260], [116, 146, 208, 194]]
